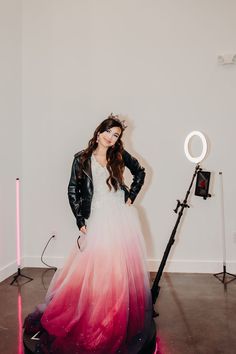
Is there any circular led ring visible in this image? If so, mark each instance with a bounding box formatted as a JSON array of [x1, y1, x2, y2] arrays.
[[184, 131, 207, 163]]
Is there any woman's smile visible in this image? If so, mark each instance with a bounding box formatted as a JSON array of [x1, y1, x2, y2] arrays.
[[104, 137, 112, 144]]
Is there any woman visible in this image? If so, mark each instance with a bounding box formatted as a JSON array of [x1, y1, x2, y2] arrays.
[[24, 114, 157, 353]]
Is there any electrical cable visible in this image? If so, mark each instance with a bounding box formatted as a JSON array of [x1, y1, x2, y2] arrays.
[[40, 235, 57, 270]]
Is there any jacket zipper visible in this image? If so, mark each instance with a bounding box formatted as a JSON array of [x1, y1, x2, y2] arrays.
[[82, 169, 93, 183]]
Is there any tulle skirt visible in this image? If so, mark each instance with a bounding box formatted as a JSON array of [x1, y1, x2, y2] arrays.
[[26, 193, 154, 353]]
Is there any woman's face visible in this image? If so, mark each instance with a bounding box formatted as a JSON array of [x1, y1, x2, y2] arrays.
[[98, 126, 121, 148]]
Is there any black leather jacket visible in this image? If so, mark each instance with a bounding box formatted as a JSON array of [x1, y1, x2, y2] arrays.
[[68, 149, 145, 229]]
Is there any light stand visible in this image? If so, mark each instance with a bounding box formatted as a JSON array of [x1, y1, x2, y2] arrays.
[[152, 130, 210, 311], [11, 178, 33, 285], [151, 164, 201, 305], [213, 172, 236, 284]]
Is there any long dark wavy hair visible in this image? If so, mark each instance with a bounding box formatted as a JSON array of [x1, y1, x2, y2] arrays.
[[79, 114, 127, 191]]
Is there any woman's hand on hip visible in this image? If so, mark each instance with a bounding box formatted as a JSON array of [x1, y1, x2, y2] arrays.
[[126, 198, 132, 206], [80, 225, 87, 234]]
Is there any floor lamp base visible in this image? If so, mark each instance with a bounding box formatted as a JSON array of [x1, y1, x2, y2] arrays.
[[213, 265, 236, 285], [10, 267, 33, 285]]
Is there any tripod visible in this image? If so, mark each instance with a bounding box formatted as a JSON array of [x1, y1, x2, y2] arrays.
[[151, 164, 201, 306], [10, 267, 33, 285], [214, 265, 236, 285], [213, 172, 236, 285]]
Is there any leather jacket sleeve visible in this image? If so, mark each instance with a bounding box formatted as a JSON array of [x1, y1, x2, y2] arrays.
[[67, 157, 85, 230], [122, 150, 146, 203]]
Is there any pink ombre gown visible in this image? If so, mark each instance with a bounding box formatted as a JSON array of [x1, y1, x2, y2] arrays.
[[37, 155, 153, 353]]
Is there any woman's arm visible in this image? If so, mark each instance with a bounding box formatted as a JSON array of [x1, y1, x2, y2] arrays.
[[122, 150, 146, 203], [67, 157, 85, 230]]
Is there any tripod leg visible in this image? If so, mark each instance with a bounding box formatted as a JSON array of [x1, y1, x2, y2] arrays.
[[10, 268, 33, 285]]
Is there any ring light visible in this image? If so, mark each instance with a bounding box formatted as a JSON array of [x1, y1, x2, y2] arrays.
[[184, 131, 207, 163]]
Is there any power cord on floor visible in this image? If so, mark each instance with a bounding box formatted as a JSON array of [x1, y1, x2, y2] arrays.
[[40, 235, 57, 271]]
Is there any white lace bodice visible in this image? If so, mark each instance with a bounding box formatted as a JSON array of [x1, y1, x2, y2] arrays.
[[91, 154, 124, 210]]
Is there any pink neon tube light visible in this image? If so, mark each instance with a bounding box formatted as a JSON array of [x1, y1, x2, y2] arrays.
[[16, 178, 21, 267]]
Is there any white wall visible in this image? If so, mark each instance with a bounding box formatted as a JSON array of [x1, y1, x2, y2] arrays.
[[0, 0, 22, 281], [19, 0, 236, 274]]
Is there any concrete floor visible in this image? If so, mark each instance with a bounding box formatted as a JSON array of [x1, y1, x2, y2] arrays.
[[0, 268, 236, 354]]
